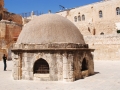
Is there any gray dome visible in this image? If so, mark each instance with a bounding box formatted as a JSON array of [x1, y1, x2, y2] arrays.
[[17, 14, 85, 44]]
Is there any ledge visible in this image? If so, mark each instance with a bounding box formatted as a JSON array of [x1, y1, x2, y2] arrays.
[[34, 74, 49, 78], [12, 48, 94, 51], [12, 43, 89, 49]]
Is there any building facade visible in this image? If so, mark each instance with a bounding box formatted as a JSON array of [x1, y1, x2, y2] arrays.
[[56, 0, 120, 60], [56, 0, 120, 35]]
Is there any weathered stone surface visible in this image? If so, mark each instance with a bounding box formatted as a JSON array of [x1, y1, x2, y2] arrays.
[[0, 0, 22, 60], [56, 0, 120, 36], [12, 50, 94, 82], [12, 14, 94, 82], [84, 35, 120, 60]]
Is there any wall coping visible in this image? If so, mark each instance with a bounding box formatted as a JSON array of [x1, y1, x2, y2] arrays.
[[11, 43, 95, 51]]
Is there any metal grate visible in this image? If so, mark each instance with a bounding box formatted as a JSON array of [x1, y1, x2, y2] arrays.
[[34, 59, 49, 74]]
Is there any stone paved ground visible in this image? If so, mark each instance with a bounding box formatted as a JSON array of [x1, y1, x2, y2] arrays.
[[0, 60, 120, 90]]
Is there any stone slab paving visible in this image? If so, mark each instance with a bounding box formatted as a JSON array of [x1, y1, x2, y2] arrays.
[[0, 60, 120, 90]]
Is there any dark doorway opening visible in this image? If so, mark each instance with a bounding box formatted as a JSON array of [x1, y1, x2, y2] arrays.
[[100, 32, 104, 35], [33, 58, 49, 74], [9, 19, 12, 22], [81, 58, 88, 71], [0, 13, 2, 21]]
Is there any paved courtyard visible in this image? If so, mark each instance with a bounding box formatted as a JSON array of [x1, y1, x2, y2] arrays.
[[0, 60, 120, 90]]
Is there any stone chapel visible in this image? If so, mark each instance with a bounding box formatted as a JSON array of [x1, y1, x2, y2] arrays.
[[12, 14, 94, 82]]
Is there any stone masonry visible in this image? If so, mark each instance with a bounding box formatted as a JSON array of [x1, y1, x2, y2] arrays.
[[12, 43, 94, 82]]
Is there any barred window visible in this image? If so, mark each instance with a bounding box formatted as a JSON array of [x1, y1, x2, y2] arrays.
[[74, 16, 77, 22], [33, 58, 49, 74], [99, 10, 103, 18], [78, 15, 81, 21], [116, 7, 120, 15], [82, 14, 85, 21]]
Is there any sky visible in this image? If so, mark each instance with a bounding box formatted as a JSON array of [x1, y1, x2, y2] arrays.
[[4, 0, 100, 14]]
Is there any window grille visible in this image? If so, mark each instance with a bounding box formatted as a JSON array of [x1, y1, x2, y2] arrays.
[[116, 7, 120, 15], [74, 16, 77, 22], [99, 10, 103, 18], [82, 15, 85, 21], [78, 15, 81, 21], [34, 58, 49, 74]]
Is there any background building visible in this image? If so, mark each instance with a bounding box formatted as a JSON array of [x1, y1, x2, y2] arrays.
[[0, 0, 22, 60], [56, 0, 120, 60], [56, 0, 120, 35]]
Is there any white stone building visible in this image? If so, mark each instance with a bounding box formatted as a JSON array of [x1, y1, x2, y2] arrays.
[[56, 0, 120, 60], [56, 0, 120, 35]]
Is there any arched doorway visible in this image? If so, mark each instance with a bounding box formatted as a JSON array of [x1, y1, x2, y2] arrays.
[[81, 58, 88, 71], [33, 58, 49, 74]]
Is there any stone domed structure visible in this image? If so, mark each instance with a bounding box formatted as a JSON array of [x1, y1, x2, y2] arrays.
[[17, 14, 85, 44], [12, 14, 94, 82]]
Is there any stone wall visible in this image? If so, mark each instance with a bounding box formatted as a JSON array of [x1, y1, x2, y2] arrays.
[[12, 51, 73, 81], [12, 43, 94, 81], [0, 0, 22, 60], [12, 50, 94, 81], [0, 21, 22, 60], [84, 35, 120, 60]]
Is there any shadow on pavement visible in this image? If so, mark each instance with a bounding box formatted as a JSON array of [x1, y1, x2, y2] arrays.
[[94, 72, 100, 75]]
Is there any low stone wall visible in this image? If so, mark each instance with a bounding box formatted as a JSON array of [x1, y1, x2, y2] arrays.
[[84, 35, 120, 60], [84, 35, 120, 45]]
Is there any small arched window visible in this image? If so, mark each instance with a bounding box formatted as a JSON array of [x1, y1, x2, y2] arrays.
[[99, 10, 103, 18], [82, 14, 85, 21], [74, 16, 77, 22], [116, 7, 120, 15], [78, 15, 81, 21], [100, 32, 104, 35]]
